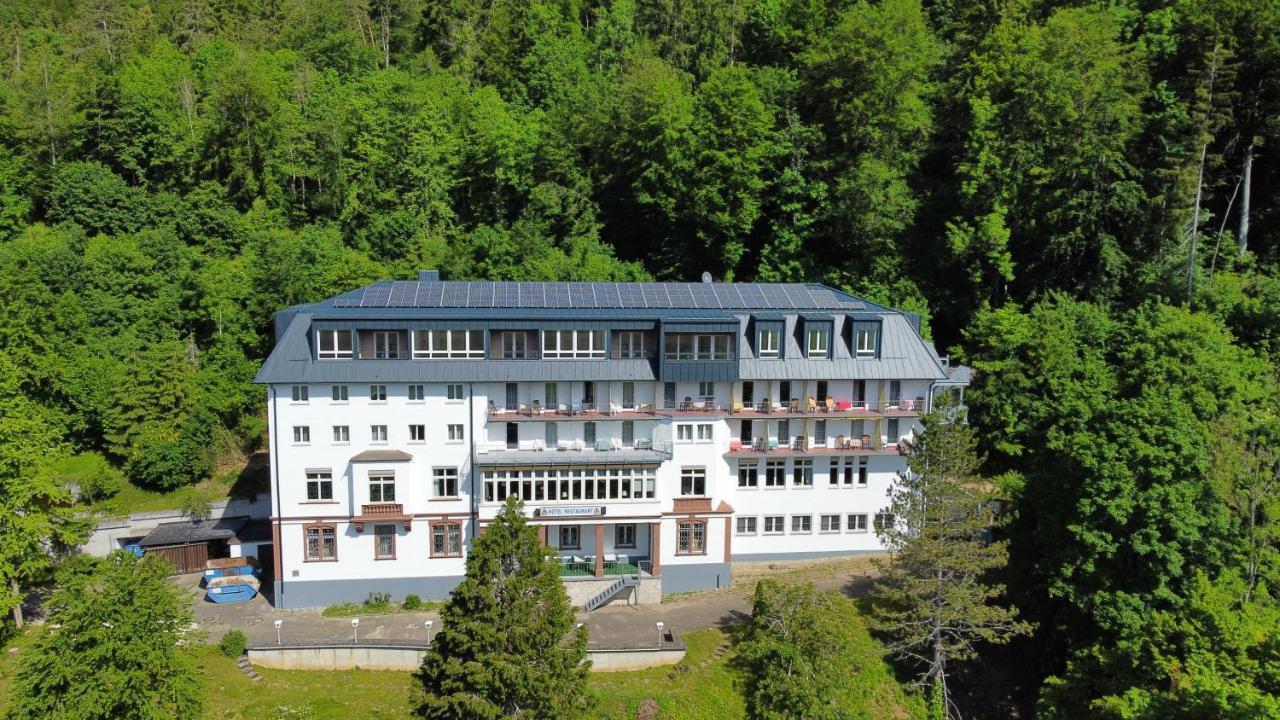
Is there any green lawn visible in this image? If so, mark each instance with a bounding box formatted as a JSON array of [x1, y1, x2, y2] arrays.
[[55, 451, 266, 520]]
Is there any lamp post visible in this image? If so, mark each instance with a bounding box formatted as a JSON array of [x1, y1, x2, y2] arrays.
[[424, 620, 434, 647], [655, 621, 664, 647], [274, 619, 282, 645], [351, 618, 360, 644]]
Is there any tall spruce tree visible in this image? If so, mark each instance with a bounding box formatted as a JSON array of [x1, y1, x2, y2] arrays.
[[5, 552, 203, 720], [414, 496, 589, 719], [872, 401, 1029, 719]]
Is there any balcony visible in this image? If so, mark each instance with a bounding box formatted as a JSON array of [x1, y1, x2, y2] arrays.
[[476, 440, 673, 468], [488, 401, 661, 422], [353, 503, 412, 531], [725, 438, 902, 458], [557, 557, 653, 578], [726, 398, 924, 419]]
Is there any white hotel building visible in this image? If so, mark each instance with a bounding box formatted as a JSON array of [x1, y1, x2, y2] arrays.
[[255, 272, 968, 608]]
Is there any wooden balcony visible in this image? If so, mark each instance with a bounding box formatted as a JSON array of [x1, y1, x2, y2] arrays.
[[353, 503, 412, 531]]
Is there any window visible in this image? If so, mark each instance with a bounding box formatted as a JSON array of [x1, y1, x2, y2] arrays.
[[677, 520, 706, 555], [665, 334, 732, 361], [791, 515, 813, 533], [765, 460, 786, 488], [408, 384, 425, 401], [807, 326, 830, 358], [814, 420, 827, 447], [544, 383, 557, 408], [373, 331, 401, 359], [736, 517, 758, 535], [820, 514, 841, 533], [371, 425, 388, 443], [369, 472, 395, 502], [545, 422, 558, 447], [617, 331, 647, 358], [542, 330, 605, 358], [681, 467, 706, 496], [370, 384, 387, 401], [447, 384, 465, 400], [331, 385, 348, 402], [848, 514, 869, 532], [332, 425, 349, 443], [622, 421, 634, 447], [482, 468, 657, 504], [304, 525, 337, 561], [887, 419, 901, 444], [433, 467, 459, 497], [305, 470, 332, 501], [677, 424, 713, 442], [677, 424, 692, 441], [409, 424, 426, 442], [447, 424, 464, 441], [431, 521, 463, 557], [499, 331, 528, 359], [292, 426, 310, 443], [622, 382, 635, 408], [763, 516, 785, 534], [615, 524, 636, 548], [698, 382, 715, 399], [584, 422, 596, 444], [858, 457, 869, 486], [874, 513, 896, 531], [793, 459, 813, 487], [374, 525, 396, 559], [856, 328, 878, 357], [757, 328, 780, 358], [697, 424, 713, 441], [559, 526, 581, 549], [889, 380, 902, 405], [316, 330, 353, 359], [738, 463, 758, 488], [291, 385, 309, 402], [412, 329, 484, 359]]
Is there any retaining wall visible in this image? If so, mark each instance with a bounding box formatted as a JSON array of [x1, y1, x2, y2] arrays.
[[83, 496, 272, 556]]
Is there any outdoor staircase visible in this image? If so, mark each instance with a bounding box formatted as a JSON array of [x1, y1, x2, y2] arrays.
[[585, 574, 640, 612]]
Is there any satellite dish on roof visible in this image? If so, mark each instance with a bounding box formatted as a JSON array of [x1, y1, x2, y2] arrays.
[[700, 271, 713, 284]]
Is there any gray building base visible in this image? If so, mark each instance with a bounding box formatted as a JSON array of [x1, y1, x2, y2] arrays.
[[273, 576, 464, 609], [731, 549, 881, 563], [661, 563, 732, 595]]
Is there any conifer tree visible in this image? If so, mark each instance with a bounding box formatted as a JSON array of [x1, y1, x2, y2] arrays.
[[872, 401, 1030, 719], [414, 497, 589, 719]]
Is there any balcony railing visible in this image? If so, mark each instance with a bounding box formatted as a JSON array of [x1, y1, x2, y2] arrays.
[[727, 398, 925, 416], [555, 555, 652, 578], [353, 503, 412, 531], [478, 439, 673, 455], [725, 437, 902, 456], [488, 401, 660, 419]]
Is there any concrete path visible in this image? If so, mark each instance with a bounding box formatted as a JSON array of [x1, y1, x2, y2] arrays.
[[183, 556, 882, 649]]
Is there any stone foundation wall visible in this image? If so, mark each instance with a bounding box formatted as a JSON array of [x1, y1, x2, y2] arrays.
[[563, 575, 662, 607]]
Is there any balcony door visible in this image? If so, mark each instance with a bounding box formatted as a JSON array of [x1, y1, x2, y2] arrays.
[[741, 381, 754, 405], [505, 383, 518, 409], [506, 422, 518, 449]]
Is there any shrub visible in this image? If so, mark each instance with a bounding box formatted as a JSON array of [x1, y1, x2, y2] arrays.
[[219, 629, 248, 658], [363, 592, 391, 612], [402, 594, 423, 610]]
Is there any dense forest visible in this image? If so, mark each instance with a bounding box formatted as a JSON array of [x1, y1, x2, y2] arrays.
[[0, 0, 1278, 717]]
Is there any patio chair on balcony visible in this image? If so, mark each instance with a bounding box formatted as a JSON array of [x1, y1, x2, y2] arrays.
[[850, 437, 863, 449], [635, 438, 653, 450], [609, 402, 622, 415], [788, 399, 800, 414], [532, 439, 546, 451], [836, 400, 852, 412], [806, 397, 818, 413], [729, 440, 742, 451], [528, 400, 542, 416], [595, 439, 611, 452], [792, 436, 806, 451], [752, 437, 767, 452], [760, 399, 773, 414], [556, 403, 569, 415], [572, 439, 585, 452], [824, 398, 836, 413], [767, 438, 779, 450], [570, 403, 583, 415], [610, 437, 623, 450], [488, 400, 504, 415], [836, 434, 846, 449], [731, 401, 743, 413], [557, 440, 573, 451]]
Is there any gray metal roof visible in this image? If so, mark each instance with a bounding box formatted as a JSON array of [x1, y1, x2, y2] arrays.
[[254, 277, 963, 384], [139, 516, 248, 547]]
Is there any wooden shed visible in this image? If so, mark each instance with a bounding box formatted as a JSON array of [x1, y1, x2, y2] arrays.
[[140, 517, 249, 574]]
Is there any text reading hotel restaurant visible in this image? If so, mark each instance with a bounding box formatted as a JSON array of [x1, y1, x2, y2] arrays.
[[254, 272, 969, 608]]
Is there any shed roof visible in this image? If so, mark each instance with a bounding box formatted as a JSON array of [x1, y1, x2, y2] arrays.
[[139, 516, 249, 548]]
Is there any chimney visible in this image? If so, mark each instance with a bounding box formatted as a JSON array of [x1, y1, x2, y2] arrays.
[[418, 270, 440, 282]]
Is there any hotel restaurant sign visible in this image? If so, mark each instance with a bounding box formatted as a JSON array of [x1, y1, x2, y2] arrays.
[[537, 506, 606, 518]]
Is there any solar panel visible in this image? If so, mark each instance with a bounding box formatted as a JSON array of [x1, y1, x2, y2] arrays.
[[568, 283, 594, 308], [737, 284, 766, 308], [493, 282, 519, 307], [437, 282, 464, 306], [362, 286, 392, 307], [545, 282, 571, 308], [666, 284, 695, 308], [468, 281, 496, 308], [642, 285, 667, 308], [594, 283, 620, 308], [784, 285, 817, 309], [617, 283, 645, 308], [761, 285, 793, 309], [518, 283, 544, 308], [689, 283, 719, 309], [387, 281, 416, 307]]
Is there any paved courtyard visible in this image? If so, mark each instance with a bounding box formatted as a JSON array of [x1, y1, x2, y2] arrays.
[[184, 556, 882, 649]]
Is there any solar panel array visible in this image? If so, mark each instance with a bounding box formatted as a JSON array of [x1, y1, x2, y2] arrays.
[[333, 281, 866, 311]]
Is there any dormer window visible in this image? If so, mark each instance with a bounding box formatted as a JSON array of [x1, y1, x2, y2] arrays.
[[665, 334, 733, 361], [543, 330, 604, 358], [617, 331, 647, 359], [806, 327, 829, 358], [373, 331, 401, 359], [413, 330, 484, 359], [856, 328, 878, 358], [757, 328, 780, 358], [499, 332, 527, 359], [316, 329, 353, 359]]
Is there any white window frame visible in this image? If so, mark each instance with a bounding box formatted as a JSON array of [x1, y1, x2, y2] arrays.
[[763, 516, 785, 535], [698, 382, 715, 399], [541, 330, 605, 359], [331, 385, 349, 402], [680, 467, 706, 496], [791, 515, 813, 534], [407, 384, 425, 402], [447, 384, 465, 401], [332, 425, 349, 443], [316, 329, 353, 359], [305, 470, 332, 501], [413, 329, 484, 359], [792, 459, 813, 487], [736, 516, 758, 535], [433, 467, 459, 498], [757, 328, 780, 358], [370, 384, 387, 402], [373, 331, 401, 359], [447, 424, 464, 442], [856, 329, 878, 358], [617, 331, 646, 359], [370, 425, 388, 443], [820, 514, 841, 533], [292, 426, 310, 444], [677, 424, 693, 441], [291, 385, 309, 403], [806, 327, 829, 358], [737, 463, 758, 488], [409, 424, 426, 442], [847, 513, 869, 533], [764, 460, 786, 488], [696, 423, 713, 441], [500, 331, 528, 359], [369, 472, 396, 503]]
